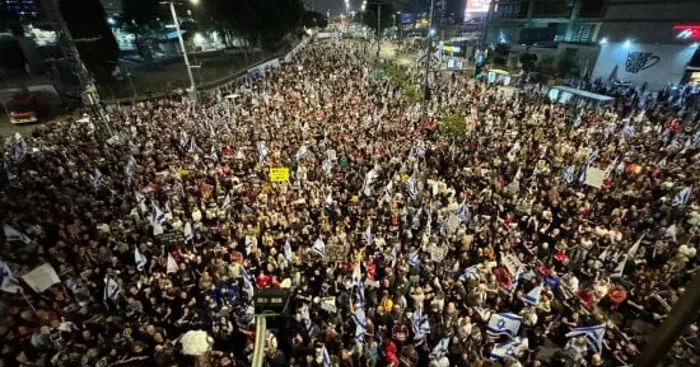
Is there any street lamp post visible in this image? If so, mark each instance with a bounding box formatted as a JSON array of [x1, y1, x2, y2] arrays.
[[162, 0, 197, 101], [420, 0, 435, 121]]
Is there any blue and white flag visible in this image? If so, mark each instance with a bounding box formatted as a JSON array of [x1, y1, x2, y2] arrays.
[[566, 324, 606, 353], [586, 149, 598, 166], [524, 283, 543, 306], [0, 261, 22, 293], [245, 236, 253, 255], [295, 145, 309, 161], [103, 277, 121, 300], [257, 141, 269, 163], [3, 224, 31, 244], [487, 313, 522, 337], [411, 207, 422, 229], [135, 192, 148, 213], [406, 177, 418, 198], [284, 235, 293, 264], [210, 147, 219, 162], [411, 308, 431, 345], [508, 142, 521, 156], [362, 169, 378, 197], [563, 166, 575, 184], [458, 266, 480, 282], [412, 141, 427, 157], [408, 251, 420, 269], [134, 247, 147, 271], [622, 124, 635, 137], [152, 205, 165, 236], [363, 224, 373, 246], [490, 337, 526, 361], [90, 168, 104, 188], [322, 158, 333, 175], [179, 131, 189, 148], [353, 307, 367, 343], [508, 266, 524, 295], [578, 165, 588, 184], [125, 155, 137, 182], [322, 344, 332, 367], [241, 269, 255, 301], [672, 186, 692, 206], [189, 137, 200, 152], [425, 209, 432, 237], [313, 237, 326, 257], [456, 200, 468, 222], [183, 221, 194, 241], [429, 332, 452, 360]]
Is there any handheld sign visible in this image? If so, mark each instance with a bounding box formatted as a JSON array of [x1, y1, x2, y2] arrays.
[[269, 167, 290, 183], [326, 245, 348, 263]]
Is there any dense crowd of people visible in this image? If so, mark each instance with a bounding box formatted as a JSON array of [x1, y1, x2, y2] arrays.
[[1, 37, 700, 367]]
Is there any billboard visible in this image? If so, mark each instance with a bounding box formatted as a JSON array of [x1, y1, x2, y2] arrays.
[[400, 13, 415, 25], [465, 0, 492, 15]]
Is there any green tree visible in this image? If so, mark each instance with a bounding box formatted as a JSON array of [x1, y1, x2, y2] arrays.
[[439, 113, 467, 138], [59, 0, 119, 83]]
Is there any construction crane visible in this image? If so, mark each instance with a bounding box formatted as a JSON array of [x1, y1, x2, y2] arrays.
[[41, 0, 114, 142]]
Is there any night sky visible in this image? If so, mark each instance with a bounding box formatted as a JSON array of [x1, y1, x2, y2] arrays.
[[310, 0, 431, 17]]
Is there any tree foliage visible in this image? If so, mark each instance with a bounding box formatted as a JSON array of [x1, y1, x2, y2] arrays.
[[519, 53, 538, 73], [301, 10, 328, 29], [59, 0, 119, 83], [439, 113, 467, 138]]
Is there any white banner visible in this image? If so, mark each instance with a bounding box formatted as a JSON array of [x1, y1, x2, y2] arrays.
[[585, 167, 607, 189], [22, 263, 61, 293]]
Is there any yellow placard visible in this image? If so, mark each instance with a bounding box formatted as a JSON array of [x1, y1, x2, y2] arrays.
[[179, 169, 190, 177], [401, 174, 409, 183], [351, 195, 359, 202], [269, 167, 290, 183]]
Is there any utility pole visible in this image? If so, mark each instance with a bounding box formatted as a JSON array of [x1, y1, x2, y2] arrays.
[[163, 1, 198, 102], [376, 1, 382, 60], [420, 0, 435, 121], [41, 0, 113, 142]]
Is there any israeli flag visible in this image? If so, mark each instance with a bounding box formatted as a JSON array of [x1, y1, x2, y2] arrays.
[[179, 131, 189, 148], [90, 168, 104, 188], [490, 337, 526, 360], [324, 193, 333, 211], [666, 224, 678, 243], [412, 141, 426, 157], [322, 344, 332, 367], [672, 186, 692, 206], [363, 224, 373, 246], [245, 236, 253, 255], [509, 142, 521, 156], [622, 124, 635, 137], [241, 269, 255, 301], [257, 141, 269, 163], [0, 261, 22, 293], [456, 200, 468, 222], [586, 149, 598, 166], [313, 237, 326, 257], [183, 221, 194, 242], [295, 145, 309, 161], [425, 209, 432, 237], [135, 192, 148, 213], [283, 236, 293, 265], [408, 251, 420, 269], [487, 313, 522, 337], [189, 137, 200, 152], [134, 247, 147, 271], [524, 283, 543, 305], [578, 165, 588, 184], [125, 155, 137, 182], [210, 147, 219, 162], [412, 207, 422, 229], [353, 307, 367, 343], [429, 332, 452, 360], [406, 177, 418, 198], [508, 266, 524, 295], [566, 324, 606, 353], [322, 158, 333, 175], [3, 224, 32, 244], [152, 206, 165, 236], [103, 277, 121, 300], [411, 308, 431, 345], [563, 166, 575, 184], [458, 266, 480, 282]]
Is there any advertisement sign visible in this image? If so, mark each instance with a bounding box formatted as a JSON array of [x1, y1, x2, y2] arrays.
[[465, 0, 492, 16], [400, 13, 415, 25]]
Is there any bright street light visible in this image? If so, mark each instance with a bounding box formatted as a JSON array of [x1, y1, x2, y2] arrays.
[[189, 0, 199, 5]]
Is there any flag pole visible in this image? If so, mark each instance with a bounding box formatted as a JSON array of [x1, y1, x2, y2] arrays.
[[21, 289, 39, 316]]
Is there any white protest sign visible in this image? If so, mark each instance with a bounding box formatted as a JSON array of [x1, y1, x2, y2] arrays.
[[22, 263, 61, 293], [445, 214, 460, 234], [429, 244, 446, 262], [501, 254, 522, 276], [585, 167, 607, 189], [326, 149, 337, 161], [320, 296, 337, 313]]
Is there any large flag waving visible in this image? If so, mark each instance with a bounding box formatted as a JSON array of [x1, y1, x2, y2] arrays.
[[672, 186, 692, 206], [566, 324, 606, 353], [0, 261, 22, 293], [3, 224, 31, 244], [487, 313, 522, 337], [134, 247, 148, 271], [411, 308, 431, 345]]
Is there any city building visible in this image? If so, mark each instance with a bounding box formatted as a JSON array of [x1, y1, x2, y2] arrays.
[[0, 0, 41, 22], [100, 0, 121, 16], [482, 0, 700, 90]]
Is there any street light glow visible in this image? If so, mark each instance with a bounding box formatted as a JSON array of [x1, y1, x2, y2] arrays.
[[624, 39, 632, 48], [190, 0, 199, 4], [107, 17, 116, 25], [599, 37, 608, 45]]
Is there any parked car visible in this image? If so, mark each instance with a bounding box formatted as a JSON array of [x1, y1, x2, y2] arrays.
[[6, 91, 50, 124]]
